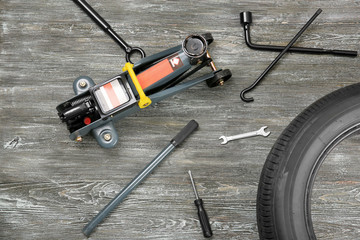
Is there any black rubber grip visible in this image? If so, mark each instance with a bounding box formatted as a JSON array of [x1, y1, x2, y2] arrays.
[[171, 120, 199, 147], [195, 199, 213, 238]]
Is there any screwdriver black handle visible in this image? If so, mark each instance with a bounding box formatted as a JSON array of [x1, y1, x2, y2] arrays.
[[194, 199, 213, 238]]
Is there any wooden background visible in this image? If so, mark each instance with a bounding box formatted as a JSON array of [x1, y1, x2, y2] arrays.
[[1, 0, 359, 239]]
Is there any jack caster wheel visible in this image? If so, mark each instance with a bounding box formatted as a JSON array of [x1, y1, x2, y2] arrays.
[[206, 69, 232, 88]]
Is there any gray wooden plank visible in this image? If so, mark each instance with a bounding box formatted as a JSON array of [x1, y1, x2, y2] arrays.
[[1, 0, 360, 239]]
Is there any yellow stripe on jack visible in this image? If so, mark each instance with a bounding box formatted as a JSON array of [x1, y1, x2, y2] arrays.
[[122, 62, 152, 108]]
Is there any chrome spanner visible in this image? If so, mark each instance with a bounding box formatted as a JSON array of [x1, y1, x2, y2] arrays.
[[219, 126, 271, 145]]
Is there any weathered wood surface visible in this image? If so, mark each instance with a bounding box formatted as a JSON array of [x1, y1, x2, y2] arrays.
[[1, 0, 359, 239]]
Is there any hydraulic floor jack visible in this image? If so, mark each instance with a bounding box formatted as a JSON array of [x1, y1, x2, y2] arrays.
[[56, 0, 232, 148]]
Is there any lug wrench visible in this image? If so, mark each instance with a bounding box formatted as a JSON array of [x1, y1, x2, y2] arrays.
[[82, 120, 199, 237], [240, 11, 357, 57], [240, 8, 323, 102]]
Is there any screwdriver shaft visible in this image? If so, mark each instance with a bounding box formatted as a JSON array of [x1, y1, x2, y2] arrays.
[[188, 170, 199, 199]]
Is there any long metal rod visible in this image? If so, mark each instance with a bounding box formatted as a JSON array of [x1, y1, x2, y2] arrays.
[[72, 0, 145, 62], [73, 0, 130, 51], [82, 143, 175, 237], [240, 8, 323, 102], [82, 120, 199, 237]]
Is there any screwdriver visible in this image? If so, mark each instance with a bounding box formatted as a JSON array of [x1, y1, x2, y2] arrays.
[[188, 170, 213, 238]]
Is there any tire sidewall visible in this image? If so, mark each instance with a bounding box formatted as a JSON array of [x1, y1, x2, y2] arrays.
[[272, 92, 360, 239]]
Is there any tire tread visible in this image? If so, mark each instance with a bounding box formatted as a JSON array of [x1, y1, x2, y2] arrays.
[[256, 83, 360, 239]]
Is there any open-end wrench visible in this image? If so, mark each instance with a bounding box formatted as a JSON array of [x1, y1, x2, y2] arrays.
[[219, 126, 270, 145]]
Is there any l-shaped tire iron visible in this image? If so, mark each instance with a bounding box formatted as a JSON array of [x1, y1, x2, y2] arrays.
[[239, 9, 358, 102]]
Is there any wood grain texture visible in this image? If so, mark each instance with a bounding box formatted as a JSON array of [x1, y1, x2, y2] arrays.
[[1, 0, 359, 239]]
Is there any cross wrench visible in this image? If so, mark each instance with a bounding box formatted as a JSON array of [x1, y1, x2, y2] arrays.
[[219, 126, 270, 145]]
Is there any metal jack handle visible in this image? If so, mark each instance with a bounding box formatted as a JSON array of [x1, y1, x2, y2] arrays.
[[240, 8, 322, 102], [82, 120, 199, 237], [240, 11, 357, 57], [72, 0, 146, 63]]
